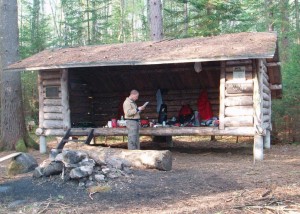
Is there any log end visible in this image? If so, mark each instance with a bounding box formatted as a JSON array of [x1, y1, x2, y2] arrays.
[[156, 150, 172, 171]]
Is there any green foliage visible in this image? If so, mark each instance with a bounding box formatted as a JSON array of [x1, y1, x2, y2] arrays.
[[7, 161, 24, 176], [25, 135, 39, 150], [16, 139, 28, 152]]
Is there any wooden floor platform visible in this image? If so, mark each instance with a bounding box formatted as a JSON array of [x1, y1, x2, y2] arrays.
[[62, 127, 256, 137]]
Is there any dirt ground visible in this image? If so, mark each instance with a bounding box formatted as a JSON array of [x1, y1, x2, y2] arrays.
[[0, 136, 299, 214]]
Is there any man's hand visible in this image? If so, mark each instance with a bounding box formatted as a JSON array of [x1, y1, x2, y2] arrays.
[[138, 106, 145, 111]]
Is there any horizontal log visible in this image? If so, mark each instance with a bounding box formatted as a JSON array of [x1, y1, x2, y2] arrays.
[[224, 116, 253, 127], [263, 101, 270, 109], [43, 79, 61, 86], [263, 115, 271, 123], [44, 99, 62, 106], [226, 81, 253, 94], [225, 65, 252, 72], [43, 120, 64, 129], [263, 85, 271, 94], [41, 72, 61, 80], [263, 92, 271, 101], [43, 106, 63, 113], [70, 145, 172, 171], [225, 91, 253, 97], [262, 75, 269, 86], [225, 106, 254, 117], [226, 60, 252, 66], [224, 96, 253, 107], [226, 71, 253, 81], [44, 113, 64, 120], [269, 84, 282, 90], [43, 127, 256, 137], [262, 69, 269, 80], [262, 108, 271, 115]]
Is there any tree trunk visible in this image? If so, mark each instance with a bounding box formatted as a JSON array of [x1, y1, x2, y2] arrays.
[[265, 0, 274, 31], [0, 0, 30, 150], [295, 0, 300, 44], [69, 144, 172, 171], [280, 0, 290, 61], [149, 0, 163, 41], [184, 0, 188, 36]]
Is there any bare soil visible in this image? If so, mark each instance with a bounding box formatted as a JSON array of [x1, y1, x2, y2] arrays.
[[0, 136, 299, 214]]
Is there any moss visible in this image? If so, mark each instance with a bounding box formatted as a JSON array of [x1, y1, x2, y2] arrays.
[[15, 139, 28, 152], [6, 161, 24, 176], [25, 136, 39, 150]]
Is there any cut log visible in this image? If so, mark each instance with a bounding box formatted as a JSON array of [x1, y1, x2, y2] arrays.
[[224, 96, 253, 107], [44, 113, 64, 120], [225, 106, 254, 117], [43, 106, 63, 113], [224, 116, 253, 127], [68, 144, 172, 171], [225, 65, 252, 73], [226, 80, 253, 94], [44, 99, 62, 106], [263, 92, 270, 101], [43, 120, 64, 129], [42, 79, 61, 86]]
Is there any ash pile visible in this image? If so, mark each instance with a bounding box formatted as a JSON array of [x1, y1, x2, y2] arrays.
[[33, 149, 132, 188]]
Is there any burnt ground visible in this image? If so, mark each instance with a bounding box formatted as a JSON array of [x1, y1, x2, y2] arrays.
[[0, 136, 300, 214]]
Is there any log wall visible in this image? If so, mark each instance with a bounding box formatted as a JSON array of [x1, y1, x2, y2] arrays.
[[68, 80, 220, 127], [254, 59, 272, 134], [38, 69, 70, 135], [220, 60, 255, 129]]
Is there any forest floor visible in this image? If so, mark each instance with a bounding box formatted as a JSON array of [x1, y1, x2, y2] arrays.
[[0, 136, 300, 214]]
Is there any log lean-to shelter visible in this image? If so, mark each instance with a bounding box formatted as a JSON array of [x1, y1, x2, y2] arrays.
[[5, 32, 282, 160]]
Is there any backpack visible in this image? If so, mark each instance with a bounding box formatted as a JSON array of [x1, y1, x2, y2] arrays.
[[158, 104, 167, 124], [178, 104, 193, 124]]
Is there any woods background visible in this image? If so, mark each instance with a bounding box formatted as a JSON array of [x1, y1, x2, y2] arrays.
[[17, 0, 300, 143]]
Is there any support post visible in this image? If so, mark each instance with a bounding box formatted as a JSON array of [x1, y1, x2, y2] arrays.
[[40, 135, 47, 154], [254, 135, 264, 161], [264, 130, 271, 149], [61, 69, 71, 130], [219, 61, 226, 129]]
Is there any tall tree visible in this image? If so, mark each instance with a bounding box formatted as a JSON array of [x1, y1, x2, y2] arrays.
[[149, 0, 163, 41], [0, 0, 35, 151]]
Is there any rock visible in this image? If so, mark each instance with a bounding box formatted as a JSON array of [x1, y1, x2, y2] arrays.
[[49, 149, 62, 161], [62, 150, 88, 165], [70, 166, 93, 179], [79, 159, 95, 167], [107, 172, 120, 179], [78, 181, 85, 187], [43, 162, 64, 177], [85, 180, 95, 188], [106, 157, 124, 170], [32, 167, 44, 178], [54, 153, 63, 162], [7, 153, 38, 175], [94, 174, 106, 182], [102, 167, 110, 174], [123, 167, 133, 175], [39, 159, 52, 168]]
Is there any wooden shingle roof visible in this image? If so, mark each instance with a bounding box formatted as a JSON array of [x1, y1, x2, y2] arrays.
[[6, 32, 278, 71]]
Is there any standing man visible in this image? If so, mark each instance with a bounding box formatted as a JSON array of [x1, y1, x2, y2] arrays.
[[123, 90, 145, 150]]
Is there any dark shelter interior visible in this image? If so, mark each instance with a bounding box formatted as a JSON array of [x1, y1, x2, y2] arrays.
[[68, 62, 221, 128]]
